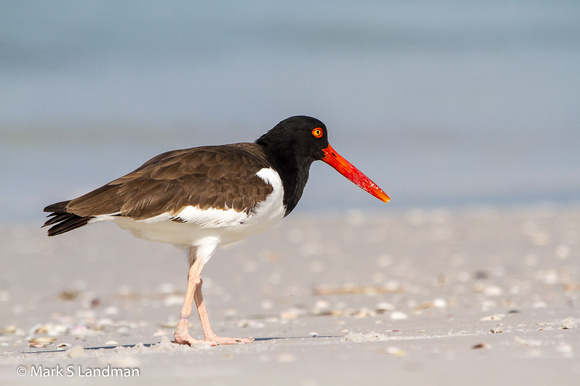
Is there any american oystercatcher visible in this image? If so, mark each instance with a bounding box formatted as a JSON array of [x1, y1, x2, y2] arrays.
[[43, 116, 389, 346]]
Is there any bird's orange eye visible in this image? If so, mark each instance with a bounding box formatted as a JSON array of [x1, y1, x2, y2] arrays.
[[312, 128, 323, 138]]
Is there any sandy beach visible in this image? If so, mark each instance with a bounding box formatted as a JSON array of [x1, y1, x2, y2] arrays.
[[1, 205, 579, 385]]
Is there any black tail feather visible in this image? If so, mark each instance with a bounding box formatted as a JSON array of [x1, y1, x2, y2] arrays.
[[43, 201, 93, 236]]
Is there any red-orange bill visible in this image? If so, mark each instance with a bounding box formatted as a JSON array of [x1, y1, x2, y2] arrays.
[[321, 144, 390, 203]]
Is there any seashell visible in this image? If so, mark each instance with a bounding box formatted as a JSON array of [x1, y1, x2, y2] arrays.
[[28, 337, 57, 348]]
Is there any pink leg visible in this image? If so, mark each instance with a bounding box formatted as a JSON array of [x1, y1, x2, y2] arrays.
[[174, 247, 252, 346]]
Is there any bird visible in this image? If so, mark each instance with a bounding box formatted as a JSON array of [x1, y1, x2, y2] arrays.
[[43, 115, 390, 346]]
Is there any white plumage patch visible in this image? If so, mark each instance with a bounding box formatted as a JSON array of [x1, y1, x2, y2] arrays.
[[99, 167, 285, 263], [251, 167, 286, 225], [171, 206, 250, 228], [88, 212, 122, 224]]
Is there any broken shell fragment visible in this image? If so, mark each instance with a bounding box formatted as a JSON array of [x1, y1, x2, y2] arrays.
[[28, 337, 57, 348]]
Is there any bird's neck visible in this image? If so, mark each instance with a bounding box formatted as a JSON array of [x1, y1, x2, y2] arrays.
[[256, 139, 312, 217]]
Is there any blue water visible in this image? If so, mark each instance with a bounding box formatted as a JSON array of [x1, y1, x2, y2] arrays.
[[1, 0, 580, 223]]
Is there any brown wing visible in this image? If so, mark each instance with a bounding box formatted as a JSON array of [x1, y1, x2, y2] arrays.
[[46, 143, 274, 225]]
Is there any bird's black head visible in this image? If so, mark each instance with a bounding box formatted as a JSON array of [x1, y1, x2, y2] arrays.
[[256, 115, 329, 165], [256, 115, 390, 217]]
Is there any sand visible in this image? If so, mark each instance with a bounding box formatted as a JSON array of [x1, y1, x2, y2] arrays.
[[1, 205, 579, 385]]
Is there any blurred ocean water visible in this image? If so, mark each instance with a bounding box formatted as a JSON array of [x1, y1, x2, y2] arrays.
[[1, 0, 579, 223]]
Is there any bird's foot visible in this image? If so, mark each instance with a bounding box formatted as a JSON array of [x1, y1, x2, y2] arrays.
[[174, 335, 213, 346], [174, 331, 211, 346], [174, 331, 252, 346]]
